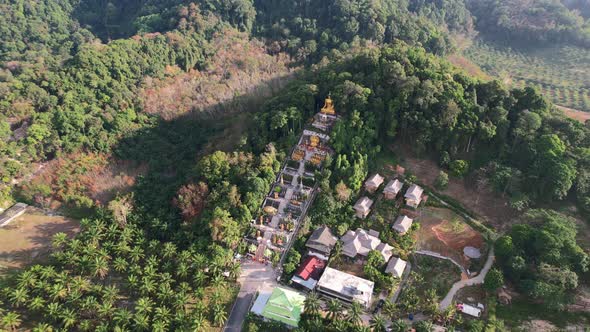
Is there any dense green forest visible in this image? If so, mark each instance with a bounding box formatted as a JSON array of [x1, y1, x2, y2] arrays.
[[468, 0, 590, 48], [1, 0, 590, 330], [252, 42, 590, 213], [247, 41, 590, 329]]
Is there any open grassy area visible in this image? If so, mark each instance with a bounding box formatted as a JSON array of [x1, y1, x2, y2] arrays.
[[464, 39, 590, 112], [410, 254, 462, 298], [0, 209, 79, 276], [496, 297, 590, 329]]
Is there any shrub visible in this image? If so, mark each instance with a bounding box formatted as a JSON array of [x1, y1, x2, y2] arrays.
[[449, 160, 469, 177], [434, 171, 449, 190]]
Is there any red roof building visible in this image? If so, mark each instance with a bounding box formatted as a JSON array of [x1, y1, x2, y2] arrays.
[[295, 256, 326, 281]]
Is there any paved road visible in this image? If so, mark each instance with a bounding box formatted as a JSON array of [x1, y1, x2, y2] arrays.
[[224, 262, 277, 332], [439, 247, 495, 310], [225, 292, 254, 332]]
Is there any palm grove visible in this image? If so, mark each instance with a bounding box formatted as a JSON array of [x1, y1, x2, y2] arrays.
[[0, 0, 590, 330]]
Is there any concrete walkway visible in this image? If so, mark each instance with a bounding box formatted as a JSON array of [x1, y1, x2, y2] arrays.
[[439, 247, 495, 310]]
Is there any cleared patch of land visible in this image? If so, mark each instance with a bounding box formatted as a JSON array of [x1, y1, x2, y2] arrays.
[[392, 145, 517, 232], [447, 53, 491, 81], [415, 207, 485, 270], [556, 105, 590, 123], [0, 209, 79, 273]]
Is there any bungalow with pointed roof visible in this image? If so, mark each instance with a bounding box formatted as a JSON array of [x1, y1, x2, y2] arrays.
[[385, 257, 407, 278], [393, 215, 413, 235], [364, 173, 384, 193], [354, 196, 373, 219], [383, 179, 403, 200], [404, 184, 424, 208], [256, 287, 306, 327], [341, 228, 392, 261], [306, 226, 338, 256], [376, 242, 393, 262]]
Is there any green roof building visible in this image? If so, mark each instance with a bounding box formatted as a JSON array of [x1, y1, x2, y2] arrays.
[[261, 287, 306, 327]]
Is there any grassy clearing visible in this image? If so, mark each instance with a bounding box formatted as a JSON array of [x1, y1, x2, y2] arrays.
[[464, 39, 590, 112], [0, 210, 79, 276], [410, 254, 462, 298]]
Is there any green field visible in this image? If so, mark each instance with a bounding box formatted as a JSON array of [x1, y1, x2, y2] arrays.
[[464, 39, 590, 112]]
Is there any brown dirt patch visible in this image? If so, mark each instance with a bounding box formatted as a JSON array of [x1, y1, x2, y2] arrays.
[[24, 153, 147, 207], [447, 53, 491, 81], [432, 220, 484, 251], [556, 105, 590, 123], [415, 207, 484, 269], [86, 160, 148, 204], [392, 145, 517, 232], [0, 208, 79, 273], [141, 29, 294, 120]]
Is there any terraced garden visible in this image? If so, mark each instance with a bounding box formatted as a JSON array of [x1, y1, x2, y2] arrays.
[[464, 39, 590, 112]]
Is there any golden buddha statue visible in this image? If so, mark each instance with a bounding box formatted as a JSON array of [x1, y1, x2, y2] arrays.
[[320, 95, 335, 115]]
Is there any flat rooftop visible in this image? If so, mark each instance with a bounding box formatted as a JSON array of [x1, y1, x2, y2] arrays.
[[316, 267, 374, 305]]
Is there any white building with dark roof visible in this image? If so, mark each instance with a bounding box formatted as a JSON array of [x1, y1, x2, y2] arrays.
[[316, 267, 374, 308], [354, 196, 373, 219], [393, 215, 413, 235]]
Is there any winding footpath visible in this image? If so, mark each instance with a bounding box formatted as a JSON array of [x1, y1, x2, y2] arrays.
[[439, 247, 495, 310]]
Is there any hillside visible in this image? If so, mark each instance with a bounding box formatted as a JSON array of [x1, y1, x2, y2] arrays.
[[0, 1, 589, 331]]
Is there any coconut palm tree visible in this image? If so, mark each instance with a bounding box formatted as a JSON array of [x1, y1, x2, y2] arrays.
[[51, 232, 69, 250], [390, 319, 409, 332], [151, 320, 168, 332], [326, 299, 342, 321], [304, 291, 321, 316], [161, 242, 177, 259], [9, 287, 29, 307], [140, 277, 156, 295], [414, 320, 433, 332], [17, 270, 37, 288], [212, 304, 227, 327], [133, 313, 150, 331], [32, 323, 53, 332], [176, 262, 189, 279], [1, 312, 21, 331], [193, 271, 207, 287], [190, 312, 206, 331], [47, 302, 61, 321], [103, 285, 119, 303], [422, 288, 439, 315], [329, 319, 348, 332], [29, 296, 46, 311], [92, 256, 110, 279], [347, 301, 363, 326], [370, 314, 387, 332], [229, 262, 241, 280], [61, 308, 77, 329], [113, 257, 128, 272], [114, 308, 133, 327], [382, 299, 399, 320]]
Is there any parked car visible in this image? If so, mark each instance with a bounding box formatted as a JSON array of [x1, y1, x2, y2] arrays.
[[372, 299, 385, 314]]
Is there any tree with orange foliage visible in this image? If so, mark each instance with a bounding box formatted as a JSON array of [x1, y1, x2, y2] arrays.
[[173, 182, 209, 222]]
